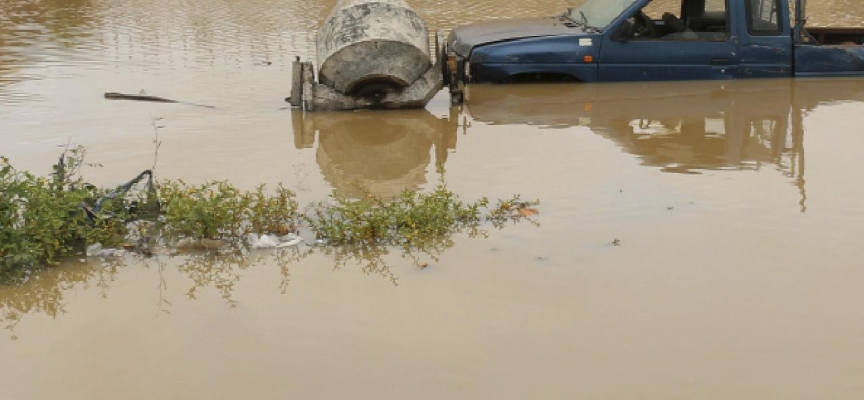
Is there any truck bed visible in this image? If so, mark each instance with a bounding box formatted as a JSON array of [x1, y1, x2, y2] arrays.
[[804, 27, 864, 46], [795, 27, 864, 77]]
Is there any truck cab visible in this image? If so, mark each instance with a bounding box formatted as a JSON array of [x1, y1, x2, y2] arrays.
[[445, 0, 864, 84]]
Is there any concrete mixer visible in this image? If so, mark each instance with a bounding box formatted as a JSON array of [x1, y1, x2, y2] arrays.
[[288, 0, 452, 111]]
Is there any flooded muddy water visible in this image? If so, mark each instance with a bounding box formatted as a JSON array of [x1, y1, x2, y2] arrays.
[[2, 1, 864, 399]]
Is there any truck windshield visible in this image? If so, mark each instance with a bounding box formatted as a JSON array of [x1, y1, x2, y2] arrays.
[[566, 0, 641, 30]]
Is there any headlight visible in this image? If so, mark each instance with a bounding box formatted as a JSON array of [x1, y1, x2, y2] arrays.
[[447, 53, 458, 75]]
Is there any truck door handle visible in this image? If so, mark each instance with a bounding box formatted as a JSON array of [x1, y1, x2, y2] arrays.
[[711, 58, 731, 65]]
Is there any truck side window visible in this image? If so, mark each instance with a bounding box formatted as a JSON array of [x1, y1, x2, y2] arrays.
[[705, 0, 726, 13], [639, 1, 667, 20], [746, 0, 782, 35], [633, 0, 729, 42]]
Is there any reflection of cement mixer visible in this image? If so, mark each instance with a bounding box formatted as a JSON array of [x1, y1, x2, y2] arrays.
[[292, 109, 458, 197], [289, 0, 447, 111]]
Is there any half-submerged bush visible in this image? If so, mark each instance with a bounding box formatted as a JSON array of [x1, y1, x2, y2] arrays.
[[1, 149, 538, 285], [159, 180, 299, 245], [307, 183, 485, 245], [0, 149, 126, 283], [306, 179, 537, 247]]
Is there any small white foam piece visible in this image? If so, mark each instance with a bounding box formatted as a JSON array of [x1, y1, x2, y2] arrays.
[[278, 233, 299, 242], [249, 234, 281, 249], [86, 243, 103, 257], [86, 243, 124, 258], [248, 233, 304, 249], [276, 237, 303, 248]]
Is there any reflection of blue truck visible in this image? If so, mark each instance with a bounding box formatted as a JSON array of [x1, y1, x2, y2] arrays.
[[444, 0, 864, 85], [458, 78, 864, 211]]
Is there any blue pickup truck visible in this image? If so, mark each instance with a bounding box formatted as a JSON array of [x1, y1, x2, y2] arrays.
[[444, 0, 864, 85]]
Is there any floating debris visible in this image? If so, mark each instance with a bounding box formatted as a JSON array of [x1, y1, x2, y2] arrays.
[[86, 243, 125, 258], [104, 92, 215, 109], [247, 233, 304, 250]]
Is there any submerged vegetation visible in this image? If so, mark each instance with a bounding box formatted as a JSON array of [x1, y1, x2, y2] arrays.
[[0, 148, 128, 283], [0, 147, 539, 285], [159, 180, 300, 243], [309, 183, 516, 245]]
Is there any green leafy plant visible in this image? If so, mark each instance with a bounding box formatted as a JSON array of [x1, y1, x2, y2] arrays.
[[158, 181, 299, 244], [306, 182, 482, 246], [0, 148, 125, 284], [159, 180, 252, 243], [305, 179, 535, 247], [1, 148, 539, 285], [246, 184, 299, 236]]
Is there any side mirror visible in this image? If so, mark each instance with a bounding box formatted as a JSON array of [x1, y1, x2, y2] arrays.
[[612, 19, 636, 42]]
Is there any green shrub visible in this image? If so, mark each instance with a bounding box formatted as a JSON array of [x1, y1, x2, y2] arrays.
[[159, 181, 299, 244], [305, 181, 531, 246], [246, 184, 299, 236], [159, 180, 252, 242], [0, 149, 125, 283], [1, 149, 538, 285]]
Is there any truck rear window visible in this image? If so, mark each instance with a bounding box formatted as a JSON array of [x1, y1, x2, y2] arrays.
[[747, 0, 781, 35]]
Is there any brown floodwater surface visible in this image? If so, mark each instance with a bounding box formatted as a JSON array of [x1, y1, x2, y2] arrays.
[[2, 0, 864, 399]]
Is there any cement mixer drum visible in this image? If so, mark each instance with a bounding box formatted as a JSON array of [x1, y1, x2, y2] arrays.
[[317, 0, 432, 97]]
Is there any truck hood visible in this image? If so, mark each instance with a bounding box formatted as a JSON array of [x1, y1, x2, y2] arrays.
[[448, 16, 584, 57]]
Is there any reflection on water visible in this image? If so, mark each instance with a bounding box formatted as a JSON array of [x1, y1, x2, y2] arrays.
[[0, 254, 265, 340], [0, 0, 100, 52], [462, 79, 864, 212], [0, 258, 121, 341], [293, 109, 458, 197], [0, 220, 492, 340], [0, 0, 100, 103], [0, 248, 302, 339]]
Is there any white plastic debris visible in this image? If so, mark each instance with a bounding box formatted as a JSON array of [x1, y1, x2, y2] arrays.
[[251, 234, 280, 249], [247, 233, 303, 249], [277, 235, 304, 248], [86, 243, 125, 258], [86, 243, 102, 256]]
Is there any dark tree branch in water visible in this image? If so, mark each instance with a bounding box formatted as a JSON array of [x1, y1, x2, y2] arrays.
[[104, 92, 216, 109]]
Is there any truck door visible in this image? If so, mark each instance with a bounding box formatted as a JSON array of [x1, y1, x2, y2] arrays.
[[738, 0, 792, 77], [599, 0, 740, 81]]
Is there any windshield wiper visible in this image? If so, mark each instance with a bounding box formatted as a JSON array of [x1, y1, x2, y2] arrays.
[[578, 11, 603, 32], [563, 9, 602, 32]]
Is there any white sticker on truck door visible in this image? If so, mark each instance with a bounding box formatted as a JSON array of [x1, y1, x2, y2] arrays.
[[579, 38, 593, 46]]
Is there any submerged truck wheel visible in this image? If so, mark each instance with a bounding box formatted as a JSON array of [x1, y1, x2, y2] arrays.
[[317, 0, 432, 97]]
